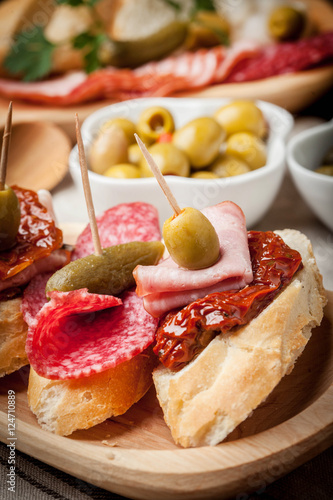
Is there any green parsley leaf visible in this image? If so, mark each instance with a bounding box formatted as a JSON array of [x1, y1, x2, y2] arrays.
[[4, 25, 55, 82], [72, 31, 108, 73]]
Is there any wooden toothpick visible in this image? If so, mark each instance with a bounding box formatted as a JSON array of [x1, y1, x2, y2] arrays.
[[135, 133, 181, 216], [0, 101, 13, 191], [75, 113, 103, 256]]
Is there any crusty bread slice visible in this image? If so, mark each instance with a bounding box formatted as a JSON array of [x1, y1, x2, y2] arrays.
[[0, 298, 29, 377], [153, 230, 327, 448], [28, 345, 157, 436]]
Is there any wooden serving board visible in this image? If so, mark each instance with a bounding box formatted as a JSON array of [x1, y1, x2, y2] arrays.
[[0, 271, 332, 500]]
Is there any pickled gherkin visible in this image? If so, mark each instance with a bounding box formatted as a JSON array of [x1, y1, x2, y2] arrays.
[[46, 241, 164, 296]]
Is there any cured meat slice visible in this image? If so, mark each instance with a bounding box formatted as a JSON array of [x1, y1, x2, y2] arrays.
[[21, 272, 51, 328], [134, 201, 253, 317], [26, 289, 158, 380], [72, 202, 161, 260], [0, 32, 332, 106], [0, 250, 70, 293], [226, 31, 333, 82]]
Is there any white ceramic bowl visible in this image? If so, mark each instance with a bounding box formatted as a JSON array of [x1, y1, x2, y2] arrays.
[[287, 120, 333, 232], [69, 97, 293, 228]]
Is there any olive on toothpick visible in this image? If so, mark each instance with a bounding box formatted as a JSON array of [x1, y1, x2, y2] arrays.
[[135, 134, 220, 270], [0, 102, 21, 252]]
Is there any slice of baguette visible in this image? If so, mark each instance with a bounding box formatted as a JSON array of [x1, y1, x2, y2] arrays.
[[153, 229, 327, 448], [28, 345, 157, 436], [0, 297, 29, 377]]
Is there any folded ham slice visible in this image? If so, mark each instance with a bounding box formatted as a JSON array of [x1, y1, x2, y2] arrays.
[[134, 201, 253, 317]]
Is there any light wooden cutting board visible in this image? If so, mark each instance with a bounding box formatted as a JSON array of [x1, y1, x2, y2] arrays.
[[0, 289, 332, 500]]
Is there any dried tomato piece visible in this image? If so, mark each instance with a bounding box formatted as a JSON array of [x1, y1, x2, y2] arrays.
[[155, 231, 303, 370], [0, 186, 63, 280]]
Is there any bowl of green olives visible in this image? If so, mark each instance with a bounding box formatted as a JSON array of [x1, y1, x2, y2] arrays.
[[287, 119, 333, 232], [69, 97, 293, 228]]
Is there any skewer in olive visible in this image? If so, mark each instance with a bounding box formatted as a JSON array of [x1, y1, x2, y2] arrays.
[[0, 102, 21, 252], [135, 134, 220, 270]]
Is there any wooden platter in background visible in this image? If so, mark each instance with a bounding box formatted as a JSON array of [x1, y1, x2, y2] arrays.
[[0, 266, 332, 500], [0, 65, 332, 144], [0, 0, 332, 142]]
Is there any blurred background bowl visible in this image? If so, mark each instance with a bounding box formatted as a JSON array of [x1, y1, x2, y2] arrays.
[[287, 120, 333, 232], [69, 97, 293, 228]]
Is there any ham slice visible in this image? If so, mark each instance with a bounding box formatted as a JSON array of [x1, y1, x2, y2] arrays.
[[0, 31, 332, 106], [134, 201, 253, 317], [0, 41, 259, 105], [0, 249, 70, 293]]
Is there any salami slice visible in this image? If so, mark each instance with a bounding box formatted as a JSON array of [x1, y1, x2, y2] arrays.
[[72, 202, 161, 260], [21, 272, 51, 328], [26, 289, 158, 380], [226, 31, 333, 82]]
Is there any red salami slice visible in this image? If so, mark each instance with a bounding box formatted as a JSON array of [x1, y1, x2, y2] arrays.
[[21, 272, 51, 328], [226, 31, 333, 82], [26, 289, 158, 380], [72, 202, 161, 260]]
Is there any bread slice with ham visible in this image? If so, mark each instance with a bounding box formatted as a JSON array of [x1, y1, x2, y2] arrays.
[[153, 229, 327, 448]]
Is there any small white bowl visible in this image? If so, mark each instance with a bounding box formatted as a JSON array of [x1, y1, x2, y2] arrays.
[[70, 97, 293, 228], [287, 120, 333, 232]]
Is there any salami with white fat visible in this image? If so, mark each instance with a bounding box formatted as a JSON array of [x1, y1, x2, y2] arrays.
[[72, 202, 161, 260], [26, 289, 158, 380], [23, 202, 161, 380]]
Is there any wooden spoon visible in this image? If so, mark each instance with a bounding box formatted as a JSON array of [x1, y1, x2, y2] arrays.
[[0, 120, 72, 191]]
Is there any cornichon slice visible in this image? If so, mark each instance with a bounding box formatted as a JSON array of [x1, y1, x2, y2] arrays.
[[45, 241, 164, 296]]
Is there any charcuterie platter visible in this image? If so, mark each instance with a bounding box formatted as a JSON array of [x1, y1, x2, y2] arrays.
[[0, 0, 333, 141], [0, 249, 332, 499]]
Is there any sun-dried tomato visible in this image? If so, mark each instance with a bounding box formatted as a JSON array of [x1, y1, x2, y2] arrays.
[[0, 186, 63, 280], [155, 231, 303, 370]]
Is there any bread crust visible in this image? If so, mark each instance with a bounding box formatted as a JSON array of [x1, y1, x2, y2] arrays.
[[0, 297, 29, 377], [153, 230, 327, 448], [28, 345, 158, 436]]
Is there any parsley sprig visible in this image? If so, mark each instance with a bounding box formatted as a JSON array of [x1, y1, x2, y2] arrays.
[[4, 26, 55, 82], [4, 0, 108, 81]]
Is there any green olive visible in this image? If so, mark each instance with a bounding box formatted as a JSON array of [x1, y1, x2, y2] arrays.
[[214, 100, 267, 138], [103, 163, 140, 179], [128, 143, 144, 165], [0, 186, 21, 251], [173, 117, 225, 169], [100, 118, 136, 145], [268, 6, 306, 41], [191, 170, 219, 179], [136, 106, 175, 144], [226, 132, 267, 170], [46, 241, 165, 296], [139, 143, 190, 177], [162, 207, 220, 270], [89, 125, 129, 175], [210, 153, 251, 177], [315, 165, 333, 176]]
